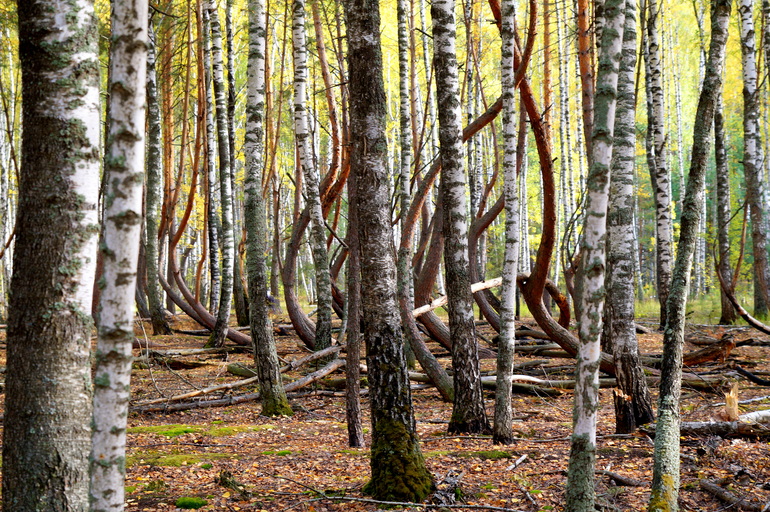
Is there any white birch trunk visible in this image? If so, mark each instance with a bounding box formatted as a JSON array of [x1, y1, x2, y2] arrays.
[[493, 0, 519, 446], [292, 0, 332, 351], [207, 0, 235, 347], [90, 2, 148, 509], [740, 0, 770, 318], [432, 0, 489, 434], [4, 1, 101, 508], [566, 0, 625, 509]]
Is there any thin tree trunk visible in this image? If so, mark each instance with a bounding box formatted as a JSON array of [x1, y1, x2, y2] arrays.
[[432, 0, 489, 435], [715, 86, 736, 324], [345, 169, 364, 447], [648, 0, 730, 508], [645, 0, 673, 330], [245, 0, 293, 416], [739, 0, 770, 318], [605, 0, 655, 435], [145, 21, 172, 336], [493, 0, 520, 445], [292, 0, 332, 352], [207, 0, 236, 348]]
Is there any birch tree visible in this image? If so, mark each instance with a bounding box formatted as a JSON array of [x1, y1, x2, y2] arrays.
[[566, 0, 625, 509], [605, 0, 654, 434], [4, 0, 101, 508], [344, 0, 434, 500], [245, 0, 293, 416], [90, 1, 148, 509], [739, 0, 770, 319], [145, 20, 171, 336], [715, 85, 736, 325], [645, 0, 673, 330], [207, 0, 236, 347], [493, 0, 519, 446], [292, 0, 332, 352], [432, 0, 489, 435], [648, 0, 731, 507]]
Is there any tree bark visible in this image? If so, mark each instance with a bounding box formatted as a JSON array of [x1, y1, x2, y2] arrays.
[[566, 0, 625, 510], [245, 0, 292, 417], [206, 0, 236, 348], [493, 0, 520, 446], [292, 0, 333, 353], [145, 21, 172, 336], [714, 86, 736, 324], [644, 0, 673, 330], [432, 0, 489, 435], [605, 0, 655, 435], [739, 0, 770, 319], [648, 0, 731, 508], [90, 3, 148, 510], [5, 1, 101, 508], [344, 0, 434, 500]]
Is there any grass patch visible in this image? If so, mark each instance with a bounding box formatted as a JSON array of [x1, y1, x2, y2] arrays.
[[337, 449, 368, 456], [127, 451, 238, 467], [128, 424, 201, 437], [424, 450, 452, 458], [262, 449, 294, 456], [175, 496, 207, 509]]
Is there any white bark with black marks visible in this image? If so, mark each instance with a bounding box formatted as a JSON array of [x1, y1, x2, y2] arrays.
[[91, 2, 148, 509]]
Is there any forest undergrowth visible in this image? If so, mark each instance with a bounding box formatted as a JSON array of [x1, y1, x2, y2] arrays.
[[1, 312, 769, 511]]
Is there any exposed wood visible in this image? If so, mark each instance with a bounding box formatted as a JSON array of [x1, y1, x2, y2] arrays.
[[412, 277, 502, 318]]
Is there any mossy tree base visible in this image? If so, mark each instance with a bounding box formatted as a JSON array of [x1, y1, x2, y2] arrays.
[[363, 418, 434, 502]]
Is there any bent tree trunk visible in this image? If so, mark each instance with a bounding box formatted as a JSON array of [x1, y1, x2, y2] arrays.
[[344, 0, 433, 501], [648, 0, 731, 508]]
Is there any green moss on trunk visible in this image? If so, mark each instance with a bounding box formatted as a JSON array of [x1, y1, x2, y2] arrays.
[[363, 417, 433, 502]]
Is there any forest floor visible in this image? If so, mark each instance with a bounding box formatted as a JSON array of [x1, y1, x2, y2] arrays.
[[1, 312, 770, 511]]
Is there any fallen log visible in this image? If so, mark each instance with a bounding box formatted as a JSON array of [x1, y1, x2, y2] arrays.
[[643, 420, 770, 439], [132, 359, 346, 413], [699, 479, 767, 511], [412, 277, 502, 318]]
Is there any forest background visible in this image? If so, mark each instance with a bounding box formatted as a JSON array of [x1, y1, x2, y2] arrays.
[[1, 0, 770, 511]]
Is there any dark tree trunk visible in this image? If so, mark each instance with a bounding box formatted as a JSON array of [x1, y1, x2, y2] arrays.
[[344, 0, 433, 501]]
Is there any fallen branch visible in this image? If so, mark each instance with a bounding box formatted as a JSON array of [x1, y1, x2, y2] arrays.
[[131, 359, 346, 413], [699, 479, 766, 511], [595, 470, 645, 487], [643, 420, 770, 439], [413, 277, 502, 318]]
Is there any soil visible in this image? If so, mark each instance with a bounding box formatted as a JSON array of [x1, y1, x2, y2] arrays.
[[2, 313, 770, 511]]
